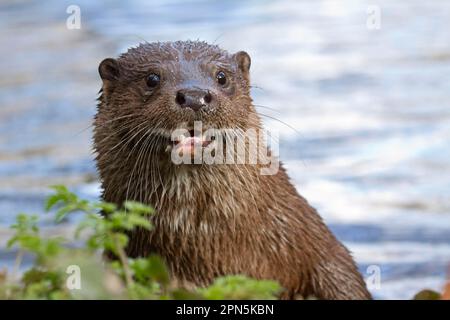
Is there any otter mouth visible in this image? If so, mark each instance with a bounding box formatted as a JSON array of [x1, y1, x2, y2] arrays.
[[175, 129, 214, 147], [166, 128, 217, 155]]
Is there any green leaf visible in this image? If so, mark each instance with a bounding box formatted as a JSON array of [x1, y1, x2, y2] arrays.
[[124, 201, 153, 215], [199, 275, 281, 300]]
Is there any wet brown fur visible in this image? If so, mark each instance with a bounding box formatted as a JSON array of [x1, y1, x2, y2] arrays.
[[94, 41, 371, 299]]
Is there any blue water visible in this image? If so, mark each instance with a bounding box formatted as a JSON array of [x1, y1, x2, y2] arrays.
[[0, 0, 449, 299]]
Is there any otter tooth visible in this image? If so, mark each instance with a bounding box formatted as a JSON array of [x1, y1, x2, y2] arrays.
[[178, 135, 185, 141]]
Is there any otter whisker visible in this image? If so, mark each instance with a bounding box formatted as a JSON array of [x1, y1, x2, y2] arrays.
[[74, 114, 140, 138], [258, 112, 303, 137], [125, 126, 154, 204], [254, 104, 280, 113], [93, 120, 145, 152], [249, 85, 265, 91], [103, 121, 149, 160]]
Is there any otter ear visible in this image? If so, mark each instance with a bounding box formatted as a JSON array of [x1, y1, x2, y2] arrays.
[[99, 58, 120, 82], [234, 51, 251, 73]]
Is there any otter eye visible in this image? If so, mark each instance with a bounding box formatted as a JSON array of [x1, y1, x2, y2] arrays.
[[146, 73, 160, 88], [216, 71, 227, 86]]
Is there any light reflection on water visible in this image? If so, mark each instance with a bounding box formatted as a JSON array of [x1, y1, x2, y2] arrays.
[[0, 0, 449, 299]]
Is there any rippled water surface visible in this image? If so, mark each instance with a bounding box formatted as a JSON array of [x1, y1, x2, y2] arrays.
[[1, 0, 449, 299]]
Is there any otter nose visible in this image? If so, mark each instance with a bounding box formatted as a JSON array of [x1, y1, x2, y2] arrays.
[[175, 89, 212, 111]]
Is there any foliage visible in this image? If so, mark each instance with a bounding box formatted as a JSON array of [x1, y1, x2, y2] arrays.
[[0, 186, 281, 300], [200, 275, 281, 300]]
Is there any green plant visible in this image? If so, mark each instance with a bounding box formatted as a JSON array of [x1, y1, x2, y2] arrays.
[[0, 186, 281, 300]]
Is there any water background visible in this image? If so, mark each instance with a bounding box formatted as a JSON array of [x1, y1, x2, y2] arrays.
[[1, 0, 449, 299]]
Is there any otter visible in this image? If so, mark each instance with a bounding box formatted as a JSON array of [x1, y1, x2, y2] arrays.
[[94, 40, 371, 299]]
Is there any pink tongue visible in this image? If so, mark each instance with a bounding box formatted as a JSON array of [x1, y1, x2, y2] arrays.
[[177, 136, 202, 154], [181, 136, 201, 146]]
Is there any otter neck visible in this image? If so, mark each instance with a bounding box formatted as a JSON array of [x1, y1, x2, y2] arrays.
[[101, 161, 264, 218]]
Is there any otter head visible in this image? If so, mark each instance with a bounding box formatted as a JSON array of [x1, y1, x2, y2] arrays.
[[96, 41, 259, 166]]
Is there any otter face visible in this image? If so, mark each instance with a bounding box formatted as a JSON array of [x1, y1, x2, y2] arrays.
[[96, 41, 256, 160]]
